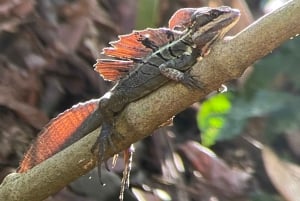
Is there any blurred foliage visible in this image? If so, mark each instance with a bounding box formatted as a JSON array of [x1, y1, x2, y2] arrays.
[[250, 191, 283, 201], [197, 93, 232, 146], [198, 36, 300, 145], [136, 0, 159, 29]]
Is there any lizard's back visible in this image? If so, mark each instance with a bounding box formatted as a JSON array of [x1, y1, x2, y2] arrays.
[[94, 27, 198, 113]]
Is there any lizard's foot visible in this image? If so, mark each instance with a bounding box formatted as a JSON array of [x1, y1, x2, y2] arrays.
[[159, 63, 205, 89], [91, 122, 116, 186], [181, 72, 205, 89]]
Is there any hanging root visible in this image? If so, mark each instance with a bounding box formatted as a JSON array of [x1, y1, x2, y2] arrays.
[[119, 144, 135, 201]]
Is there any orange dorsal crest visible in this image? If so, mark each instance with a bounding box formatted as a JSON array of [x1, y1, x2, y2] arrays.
[[94, 28, 180, 81], [168, 8, 197, 30]]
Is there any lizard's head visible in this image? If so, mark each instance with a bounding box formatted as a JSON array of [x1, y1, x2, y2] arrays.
[[189, 6, 240, 53], [169, 6, 240, 55]]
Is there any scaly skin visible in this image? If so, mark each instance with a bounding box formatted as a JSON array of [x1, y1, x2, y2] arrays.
[[92, 6, 240, 185], [18, 6, 240, 201]]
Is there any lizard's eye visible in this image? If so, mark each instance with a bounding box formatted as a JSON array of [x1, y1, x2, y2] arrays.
[[191, 13, 210, 27], [210, 10, 220, 18]]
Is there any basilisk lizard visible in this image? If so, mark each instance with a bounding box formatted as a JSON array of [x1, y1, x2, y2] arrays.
[[18, 6, 240, 200]]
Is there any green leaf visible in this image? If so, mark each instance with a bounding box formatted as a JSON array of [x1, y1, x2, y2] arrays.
[[197, 93, 232, 146]]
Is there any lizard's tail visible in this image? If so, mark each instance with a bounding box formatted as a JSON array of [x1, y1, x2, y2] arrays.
[[18, 98, 102, 173]]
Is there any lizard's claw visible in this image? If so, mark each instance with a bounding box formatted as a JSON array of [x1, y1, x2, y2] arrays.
[[182, 73, 205, 89], [91, 122, 114, 186]]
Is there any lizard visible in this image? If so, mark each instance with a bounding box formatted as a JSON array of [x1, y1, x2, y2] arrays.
[[18, 6, 240, 200]]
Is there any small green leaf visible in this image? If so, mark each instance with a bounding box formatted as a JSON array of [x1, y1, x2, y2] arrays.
[[197, 93, 232, 146]]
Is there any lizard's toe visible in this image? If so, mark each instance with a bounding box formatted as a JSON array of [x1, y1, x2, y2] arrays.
[[92, 122, 114, 186], [182, 73, 205, 89]]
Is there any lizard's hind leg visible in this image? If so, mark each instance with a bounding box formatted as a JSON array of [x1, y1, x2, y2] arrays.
[[91, 121, 134, 201], [91, 122, 116, 185]]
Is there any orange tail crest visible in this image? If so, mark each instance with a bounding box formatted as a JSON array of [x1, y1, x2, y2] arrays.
[[18, 99, 99, 173]]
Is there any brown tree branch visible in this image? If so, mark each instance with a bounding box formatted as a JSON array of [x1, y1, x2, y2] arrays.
[[1, 1, 300, 200]]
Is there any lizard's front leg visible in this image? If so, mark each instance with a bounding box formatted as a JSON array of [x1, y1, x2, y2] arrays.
[[159, 54, 205, 89]]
